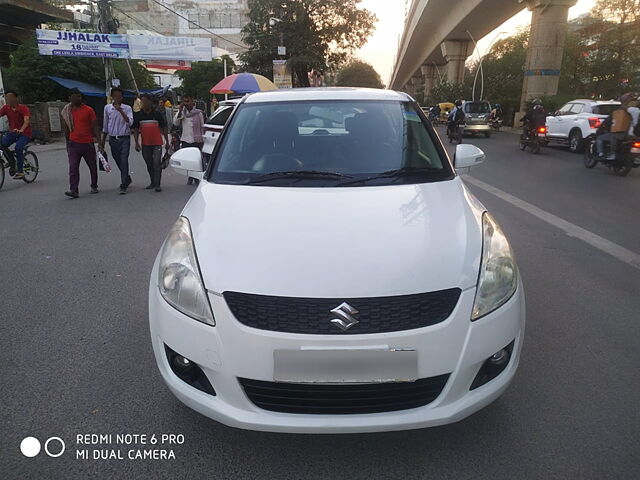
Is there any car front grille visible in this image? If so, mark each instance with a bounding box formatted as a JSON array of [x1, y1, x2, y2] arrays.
[[238, 375, 450, 414], [223, 289, 461, 335]]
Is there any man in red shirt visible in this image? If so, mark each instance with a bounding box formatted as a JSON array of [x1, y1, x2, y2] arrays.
[[0, 90, 32, 180], [133, 94, 169, 192], [60, 88, 101, 198]]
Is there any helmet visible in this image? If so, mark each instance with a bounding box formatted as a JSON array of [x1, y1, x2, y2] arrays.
[[495, 103, 501, 108], [619, 92, 637, 104], [454, 99, 462, 107], [532, 98, 542, 106], [534, 104, 543, 111]]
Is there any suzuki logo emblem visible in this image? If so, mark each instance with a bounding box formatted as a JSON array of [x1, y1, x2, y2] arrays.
[[329, 302, 360, 331]]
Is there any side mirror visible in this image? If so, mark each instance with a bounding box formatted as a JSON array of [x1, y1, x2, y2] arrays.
[[170, 147, 204, 177], [454, 144, 485, 170]]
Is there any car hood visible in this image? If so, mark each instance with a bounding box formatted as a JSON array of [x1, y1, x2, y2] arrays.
[[182, 177, 485, 297]]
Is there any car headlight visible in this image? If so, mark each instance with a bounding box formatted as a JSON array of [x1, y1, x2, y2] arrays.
[[158, 216, 214, 325], [471, 213, 518, 320]]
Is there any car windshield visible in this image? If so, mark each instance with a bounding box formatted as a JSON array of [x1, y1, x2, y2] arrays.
[[464, 102, 491, 114], [209, 100, 452, 187], [592, 104, 619, 115]]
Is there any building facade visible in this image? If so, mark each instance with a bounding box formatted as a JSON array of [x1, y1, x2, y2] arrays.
[[112, 0, 249, 55]]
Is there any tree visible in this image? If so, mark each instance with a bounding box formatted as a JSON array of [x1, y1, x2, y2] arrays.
[[586, 0, 640, 96], [176, 56, 236, 100], [5, 38, 154, 103], [240, 0, 376, 87], [424, 81, 469, 108], [335, 60, 384, 88], [463, 29, 528, 119]]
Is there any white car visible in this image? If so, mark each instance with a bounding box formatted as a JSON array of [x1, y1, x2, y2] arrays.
[[202, 99, 240, 159], [150, 88, 525, 433], [545, 99, 620, 153]]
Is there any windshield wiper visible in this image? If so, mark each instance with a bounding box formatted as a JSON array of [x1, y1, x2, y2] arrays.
[[337, 166, 443, 186], [244, 170, 353, 184]]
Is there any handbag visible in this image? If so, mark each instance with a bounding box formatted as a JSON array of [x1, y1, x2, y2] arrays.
[[97, 150, 111, 173], [161, 149, 171, 169]]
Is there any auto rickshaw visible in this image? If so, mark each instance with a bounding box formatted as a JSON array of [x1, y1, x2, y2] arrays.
[[437, 102, 455, 124]]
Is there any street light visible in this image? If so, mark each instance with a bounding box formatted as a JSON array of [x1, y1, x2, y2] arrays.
[[467, 30, 507, 101], [269, 16, 284, 56]]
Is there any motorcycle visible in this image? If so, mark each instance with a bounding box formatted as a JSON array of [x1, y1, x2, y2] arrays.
[[489, 117, 503, 132], [519, 125, 547, 154], [447, 122, 463, 144], [583, 136, 640, 177]]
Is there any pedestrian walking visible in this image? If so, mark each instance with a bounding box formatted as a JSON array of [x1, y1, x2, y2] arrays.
[[99, 87, 133, 194], [60, 88, 100, 198], [133, 94, 169, 192], [173, 94, 205, 185], [0, 90, 32, 180]]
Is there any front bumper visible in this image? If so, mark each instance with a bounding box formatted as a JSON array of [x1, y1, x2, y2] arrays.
[[149, 267, 525, 433]]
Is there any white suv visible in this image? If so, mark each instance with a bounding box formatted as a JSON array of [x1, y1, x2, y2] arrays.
[[545, 99, 619, 153], [202, 99, 240, 160], [152, 88, 525, 433]]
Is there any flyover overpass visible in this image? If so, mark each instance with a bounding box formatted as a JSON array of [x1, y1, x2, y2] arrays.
[[390, 0, 576, 110]]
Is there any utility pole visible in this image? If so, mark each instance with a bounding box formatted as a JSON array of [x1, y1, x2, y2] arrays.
[[97, 0, 116, 102]]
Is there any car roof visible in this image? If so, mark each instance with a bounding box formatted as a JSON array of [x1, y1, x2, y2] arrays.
[[243, 87, 411, 104], [571, 99, 620, 105]]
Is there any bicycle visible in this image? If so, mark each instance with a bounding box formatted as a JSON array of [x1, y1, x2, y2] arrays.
[[0, 132, 39, 190]]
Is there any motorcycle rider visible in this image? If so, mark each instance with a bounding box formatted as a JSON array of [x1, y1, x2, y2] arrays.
[[447, 99, 465, 138], [596, 93, 634, 160], [431, 104, 441, 122], [521, 99, 546, 139], [490, 103, 503, 121]]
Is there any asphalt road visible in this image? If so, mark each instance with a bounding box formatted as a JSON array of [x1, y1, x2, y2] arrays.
[[1, 131, 639, 480]]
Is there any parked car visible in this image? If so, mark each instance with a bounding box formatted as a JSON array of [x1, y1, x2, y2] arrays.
[[152, 88, 525, 434], [202, 99, 240, 160], [462, 101, 492, 137], [545, 99, 620, 153]]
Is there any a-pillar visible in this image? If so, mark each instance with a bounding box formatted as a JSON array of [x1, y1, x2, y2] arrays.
[[519, 0, 577, 111], [440, 40, 471, 84], [420, 64, 439, 99]]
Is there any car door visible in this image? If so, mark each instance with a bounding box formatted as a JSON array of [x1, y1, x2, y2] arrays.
[[203, 106, 234, 155], [546, 102, 574, 139], [561, 102, 585, 137]]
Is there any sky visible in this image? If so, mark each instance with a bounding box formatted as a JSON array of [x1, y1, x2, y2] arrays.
[[356, 0, 597, 86]]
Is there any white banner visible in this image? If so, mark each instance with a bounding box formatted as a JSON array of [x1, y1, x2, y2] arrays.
[[128, 35, 212, 62], [36, 29, 130, 58]]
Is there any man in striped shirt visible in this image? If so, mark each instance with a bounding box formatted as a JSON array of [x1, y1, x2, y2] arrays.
[[132, 94, 169, 192], [100, 87, 133, 194]]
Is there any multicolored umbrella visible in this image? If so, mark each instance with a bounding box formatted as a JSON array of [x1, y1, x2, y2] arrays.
[[210, 73, 277, 95]]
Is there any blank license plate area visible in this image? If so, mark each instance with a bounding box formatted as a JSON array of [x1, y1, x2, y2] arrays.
[[274, 349, 418, 383]]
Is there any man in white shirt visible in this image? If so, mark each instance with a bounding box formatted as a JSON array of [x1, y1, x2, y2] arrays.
[[173, 94, 205, 185]]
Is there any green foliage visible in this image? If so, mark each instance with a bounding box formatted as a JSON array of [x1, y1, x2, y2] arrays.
[[335, 60, 384, 89], [424, 81, 469, 108], [240, 0, 376, 87], [176, 56, 235, 100], [5, 38, 155, 103], [583, 0, 640, 96], [524, 94, 577, 114]]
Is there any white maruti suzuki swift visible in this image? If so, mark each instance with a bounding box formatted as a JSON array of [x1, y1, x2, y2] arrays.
[[149, 88, 525, 433]]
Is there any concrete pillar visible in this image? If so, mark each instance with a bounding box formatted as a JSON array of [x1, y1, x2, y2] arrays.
[[420, 64, 439, 99], [406, 75, 421, 98], [519, 0, 577, 110], [440, 40, 471, 84]]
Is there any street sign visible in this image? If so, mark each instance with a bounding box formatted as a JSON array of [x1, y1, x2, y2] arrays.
[[277, 46, 286, 56], [273, 60, 292, 89]]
